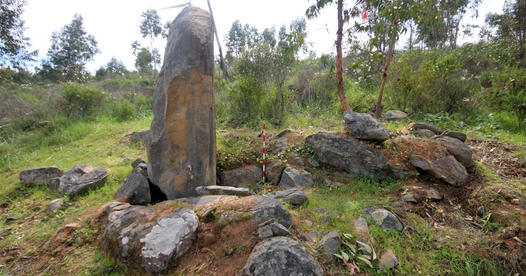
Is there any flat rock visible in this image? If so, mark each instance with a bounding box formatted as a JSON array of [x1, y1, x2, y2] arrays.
[[278, 167, 314, 189], [380, 248, 398, 269], [410, 155, 468, 186], [409, 122, 443, 135], [258, 222, 291, 239], [19, 166, 63, 185], [175, 195, 228, 206], [343, 111, 390, 142], [145, 6, 216, 199], [251, 196, 292, 227], [241, 236, 323, 276], [362, 208, 404, 232], [114, 167, 151, 205], [195, 185, 254, 196], [269, 189, 308, 206], [101, 203, 198, 275], [219, 165, 261, 188], [129, 130, 149, 144], [49, 164, 108, 197], [353, 217, 371, 244], [442, 130, 467, 142], [384, 110, 408, 121], [306, 132, 403, 181], [318, 231, 341, 262], [412, 128, 436, 138], [47, 199, 64, 214], [265, 160, 285, 185], [436, 136, 472, 167]]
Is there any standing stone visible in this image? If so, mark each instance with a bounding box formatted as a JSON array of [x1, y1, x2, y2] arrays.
[[145, 7, 215, 199]]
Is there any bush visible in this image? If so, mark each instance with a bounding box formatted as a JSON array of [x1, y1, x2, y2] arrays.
[[485, 67, 526, 127], [226, 76, 265, 125], [112, 98, 135, 122], [61, 83, 107, 118]]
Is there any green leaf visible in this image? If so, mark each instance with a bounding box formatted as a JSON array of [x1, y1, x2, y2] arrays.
[[356, 241, 372, 254], [357, 256, 373, 268]]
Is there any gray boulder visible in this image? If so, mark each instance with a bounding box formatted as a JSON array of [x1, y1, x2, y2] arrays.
[[318, 231, 341, 262], [269, 189, 308, 206], [265, 160, 285, 185], [436, 136, 472, 167], [410, 155, 468, 186], [251, 196, 292, 228], [101, 204, 198, 275], [409, 122, 443, 135], [114, 167, 151, 205], [343, 111, 390, 142], [258, 222, 292, 239], [129, 130, 149, 144], [195, 185, 254, 196], [278, 167, 314, 189], [362, 208, 404, 232], [145, 6, 216, 199], [306, 132, 402, 181], [353, 217, 371, 244], [219, 165, 261, 188], [384, 110, 408, 121], [412, 128, 436, 138], [19, 166, 63, 185], [49, 164, 107, 197], [241, 236, 323, 276], [442, 130, 467, 142]]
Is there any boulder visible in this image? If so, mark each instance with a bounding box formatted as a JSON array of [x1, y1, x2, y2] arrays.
[[258, 222, 292, 239], [219, 165, 261, 188], [145, 6, 216, 199], [241, 236, 323, 276], [306, 132, 401, 181], [442, 130, 467, 142], [412, 128, 436, 138], [278, 167, 314, 189], [410, 155, 468, 186], [343, 111, 390, 142], [353, 217, 371, 244], [362, 208, 404, 232], [265, 160, 285, 185], [19, 166, 63, 185], [269, 189, 308, 206], [379, 248, 398, 269], [270, 130, 292, 153], [47, 198, 64, 214], [101, 203, 198, 275], [401, 186, 442, 203], [49, 164, 107, 197], [436, 136, 472, 167], [129, 130, 149, 144], [409, 122, 442, 135], [384, 110, 408, 121], [195, 185, 254, 196], [318, 231, 341, 262], [289, 156, 305, 166], [114, 167, 151, 205], [251, 196, 292, 228]]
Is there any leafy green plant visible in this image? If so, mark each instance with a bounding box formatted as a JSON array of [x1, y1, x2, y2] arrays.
[[61, 82, 107, 118], [333, 233, 376, 275]]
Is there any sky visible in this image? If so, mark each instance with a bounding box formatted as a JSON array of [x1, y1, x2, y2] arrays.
[[21, 0, 506, 73]]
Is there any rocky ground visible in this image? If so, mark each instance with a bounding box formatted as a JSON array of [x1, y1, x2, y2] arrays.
[[0, 112, 525, 275]]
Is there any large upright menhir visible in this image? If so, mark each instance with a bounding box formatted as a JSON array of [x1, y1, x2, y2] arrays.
[[146, 7, 216, 199]]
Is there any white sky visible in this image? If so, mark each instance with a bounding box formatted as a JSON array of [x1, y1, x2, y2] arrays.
[[21, 0, 505, 73]]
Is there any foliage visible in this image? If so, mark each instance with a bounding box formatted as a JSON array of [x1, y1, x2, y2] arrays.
[[61, 82, 107, 118], [95, 57, 127, 80], [139, 9, 163, 72], [334, 233, 375, 274], [0, 0, 35, 68], [484, 66, 526, 126], [134, 47, 153, 74], [46, 14, 99, 81]]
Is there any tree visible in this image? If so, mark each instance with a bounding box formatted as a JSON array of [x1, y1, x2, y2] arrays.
[[140, 9, 162, 74], [306, 0, 352, 112], [0, 0, 35, 68], [135, 47, 153, 74], [47, 14, 98, 81]]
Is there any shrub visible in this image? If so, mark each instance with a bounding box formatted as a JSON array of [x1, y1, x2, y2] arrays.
[[485, 67, 526, 127], [226, 76, 265, 125], [61, 83, 107, 118], [112, 98, 135, 122]]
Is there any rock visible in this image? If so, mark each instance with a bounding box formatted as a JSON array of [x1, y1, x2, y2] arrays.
[[219, 165, 261, 188], [384, 110, 408, 121], [409, 122, 443, 135], [241, 236, 323, 276], [379, 248, 398, 269], [269, 222, 292, 237], [410, 155, 468, 186], [131, 158, 146, 169], [19, 166, 63, 185], [5, 216, 16, 222], [426, 188, 443, 201], [353, 217, 371, 244], [289, 156, 305, 166], [258, 225, 274, 239], [269, 189, 308, 206], [306, 132, 402, 181], [307, 157, 319, 167], [101, 204, 198, 275], [47, 199, 64, 214], [49, 164, 108, 197], [265, 160, 285, 185], [436, 136, 473, 167], [412, 128, 436, 138], [443, 131, 467, 142], [318, 231, 341, 262], [145, 6, 216, 199], [401, 193, 419, 203], [324, 179, 345, 188], [270, 130, 292, 153], [343, 111, 390, 142], [175, 195, 228, 206], [278, 167, 314, 189], [129, 130, 149, 144], [114, 167, 151, 205], [251, 196, 292, 228], [195, 185, 254, 196], [362, 208, 404, 232]]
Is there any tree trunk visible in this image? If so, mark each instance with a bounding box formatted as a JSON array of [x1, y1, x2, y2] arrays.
[[374, 19, 398, 119], [206, 0, 228, 78], [336, 0, 351, 112], [278, 81, 285, 125]]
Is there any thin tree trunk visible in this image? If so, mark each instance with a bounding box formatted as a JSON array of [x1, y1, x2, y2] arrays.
[[374, 19, 398, 119], [336, 0, 351, 112], [206, 0, 228, 78]]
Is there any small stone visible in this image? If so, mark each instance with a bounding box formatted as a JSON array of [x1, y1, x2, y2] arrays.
[[6, 216, 16, 222], [442, 131, 467, 142], [318, 231, 341, 262], [426, 188, 443, 201], [278, 167, 314, 189], [343, 111, 390, 142], [409, 122, 443, 135], [362, 208, 404, 232], [307, 157, 319, 167], [258, 225, 273, 239], [379, 248, 398, 269], [270, 223, 292, 237], [304, 220, 313, 227], [47, 198, 64, 214], [384, 110, 408, 121], [401, 193, 419, 203], [353, 217, 371, 244], [412, 128, 436, 138], [321, 215, 331, 224]]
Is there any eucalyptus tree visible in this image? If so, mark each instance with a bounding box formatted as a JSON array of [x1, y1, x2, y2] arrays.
[[0, 0, 35, 68], [140, 9, 163, 74]]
